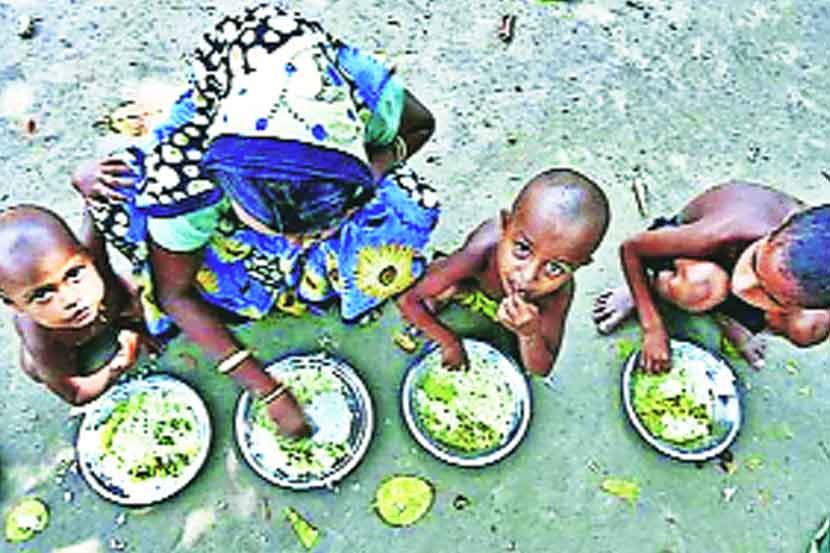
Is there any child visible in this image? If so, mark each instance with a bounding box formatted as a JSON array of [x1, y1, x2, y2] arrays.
[[398, 168, 610, 376], [0, 205, 150, 405], [592, 180, 830, 373]]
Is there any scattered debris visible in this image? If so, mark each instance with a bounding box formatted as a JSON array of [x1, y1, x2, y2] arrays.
[[808, 515, 830, 553], [5, 497, 49, 543], [785, 360, 799, 376], [63, 491, 73, 503], [17, 15, 36, 39], [115, 513, 127, 526], [285, 507, 320, 551], [722, 487, 737, 502], [821, 170, 830, 184], [744, 455, 764, 471], [799, 385, 812, 397], [600, 478, 640, 505], [818, 441, 830, 463], [586, 459, 601, 474], [498, 15, 516, 44], [108, 537, 126, 551], [453, 494, 471, 510], [260, 497, 272, 521], [631, 177, 649, 217], [393, 328, 419, 353]]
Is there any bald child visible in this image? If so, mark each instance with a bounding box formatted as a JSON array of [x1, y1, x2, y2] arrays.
[[0, 205, 148, 405], [399, 168, 610, 376]]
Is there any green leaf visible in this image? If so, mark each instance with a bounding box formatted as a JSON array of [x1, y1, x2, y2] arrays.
[[374, 476, 434, 526], [600, 478, 640, 505], [284, 507, 320, 550], [5, 498, 49, 543]]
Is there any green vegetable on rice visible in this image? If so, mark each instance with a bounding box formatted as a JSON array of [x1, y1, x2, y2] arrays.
[[631, 361, 714, 446], [250, 367, 352, 479], [97, 392, 200, 483], [414, 353, 514, 453]]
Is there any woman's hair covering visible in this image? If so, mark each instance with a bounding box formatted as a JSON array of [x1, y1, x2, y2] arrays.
[[770, 204, 830, 308]]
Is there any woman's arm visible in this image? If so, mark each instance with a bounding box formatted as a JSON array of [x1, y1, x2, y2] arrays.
[[368, 90, 435, 179], [149, 240, 309, 436]]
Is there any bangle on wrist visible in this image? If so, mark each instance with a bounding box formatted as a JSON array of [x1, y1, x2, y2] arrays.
[[261, 382, 288, 404], [217, 349, 252, 375], [393, 135, 408, 163]]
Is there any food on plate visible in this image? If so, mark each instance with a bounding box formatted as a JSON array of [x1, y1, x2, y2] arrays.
[[96, 391, 202, 483], [247, 367, 353, 480], [413, 353, 514, 453], [631, 352, 714, 446]]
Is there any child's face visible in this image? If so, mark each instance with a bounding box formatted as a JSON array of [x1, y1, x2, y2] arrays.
[[2, 245, 106, 329], [496, 207, 592, 300], [732, 237, 799, 313]]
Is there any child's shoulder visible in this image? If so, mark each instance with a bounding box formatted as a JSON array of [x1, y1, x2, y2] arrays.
[[460, 216, 501, 257]]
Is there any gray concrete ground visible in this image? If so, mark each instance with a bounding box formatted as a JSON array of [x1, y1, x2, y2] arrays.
[[1, 0, 829, 551]]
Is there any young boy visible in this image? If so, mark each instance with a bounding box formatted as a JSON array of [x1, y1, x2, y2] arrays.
[[592, 180, 830, 373], [0, 205, 150, 405], [398, 168, 610, 376]]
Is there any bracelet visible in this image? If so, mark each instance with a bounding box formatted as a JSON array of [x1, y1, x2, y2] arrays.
[[261, 382, 288, 404], [217, 349, 252, 375], [393, 135, 408, 163]]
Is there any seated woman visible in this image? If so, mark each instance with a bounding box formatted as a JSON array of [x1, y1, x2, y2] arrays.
[[74, 4, 439, 435]]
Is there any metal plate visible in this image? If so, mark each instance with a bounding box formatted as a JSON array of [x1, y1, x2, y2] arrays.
[[234, 352, 374, 490], [76, 374, 212, 506], [621, 339, 742, 462], [401, 339, 532, 468]]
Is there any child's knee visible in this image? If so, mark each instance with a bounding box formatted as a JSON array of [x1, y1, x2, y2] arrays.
[[783, 310, 830, 347], [654, 259, 729, 313]]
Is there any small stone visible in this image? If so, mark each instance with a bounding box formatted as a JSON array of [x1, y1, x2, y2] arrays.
[[109, 538, 126, 551], [115, 513, 127, 526], [17, 15, 36, 39], [452, 494, 471, 510], [63, 491, 73, 503]]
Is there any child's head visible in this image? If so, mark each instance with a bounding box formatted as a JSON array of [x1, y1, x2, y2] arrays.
[[0, 206, 105, 329], [732, 205, 830, 312], [653, 259, 729, 313], [496, 168, 610, 300]]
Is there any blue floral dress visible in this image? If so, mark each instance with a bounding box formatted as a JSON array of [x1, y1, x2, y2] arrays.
[[89, 4, 439, 335]]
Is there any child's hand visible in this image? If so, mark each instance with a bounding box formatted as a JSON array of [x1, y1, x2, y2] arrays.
[[641, 328, 671, 373], [266, 390, 311, 438], [497, 293, 542, 338], [109, 329, 141, 374], [71, 157, 136, 202], [440, 338, 468, 371]]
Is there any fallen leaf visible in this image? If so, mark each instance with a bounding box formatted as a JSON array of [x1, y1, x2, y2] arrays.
[[600, 478, 640, 505], [285, 507, 320, 550], [744, 455, 764, 471]]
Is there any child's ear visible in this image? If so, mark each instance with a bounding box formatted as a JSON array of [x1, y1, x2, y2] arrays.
[[499, 209, 512, 231]]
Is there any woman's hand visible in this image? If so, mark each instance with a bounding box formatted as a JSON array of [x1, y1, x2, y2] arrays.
[[72, 157, 136, 202], [266, 390, 311, 438]]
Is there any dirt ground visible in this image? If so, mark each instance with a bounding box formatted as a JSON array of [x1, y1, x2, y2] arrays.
[[1, 1, 829, 552]]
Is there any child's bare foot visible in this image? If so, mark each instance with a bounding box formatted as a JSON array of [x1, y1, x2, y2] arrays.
[[736, 335, 766, 370], [592, 285, 635, 335]]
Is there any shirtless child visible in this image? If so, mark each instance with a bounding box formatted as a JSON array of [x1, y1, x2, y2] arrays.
[[592, 181, 830, 372], [0, 205, 150, 405], [399, 168, 610, 376]]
